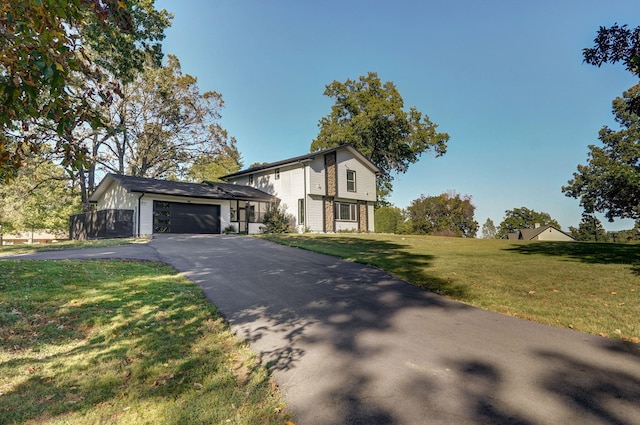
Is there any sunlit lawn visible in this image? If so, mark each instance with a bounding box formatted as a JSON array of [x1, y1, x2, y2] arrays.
[[0, 260, 290, 424], [263, 233, 639, 343], [0, 238, 144, 257]]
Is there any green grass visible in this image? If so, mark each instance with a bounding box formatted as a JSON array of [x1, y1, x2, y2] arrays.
[[262, 233, 640, 343], [0, 238, 144, 257], [0, 260, 290, 425]]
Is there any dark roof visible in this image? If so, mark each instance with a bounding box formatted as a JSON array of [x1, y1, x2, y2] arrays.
[[504, 225, 575, 241], [221, 144, 380, 179], [90, 174, 275, 202]]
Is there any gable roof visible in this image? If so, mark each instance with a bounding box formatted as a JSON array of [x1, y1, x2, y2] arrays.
[[89, 174, 275, 203], [221, 144, 380, 179], [506, 225, 575, 241]]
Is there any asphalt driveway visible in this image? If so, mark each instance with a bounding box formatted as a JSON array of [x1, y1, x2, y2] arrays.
[[8, 234, 640, 424]]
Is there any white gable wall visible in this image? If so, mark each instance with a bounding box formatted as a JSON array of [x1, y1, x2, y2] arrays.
[[534, 228, 574, 241], [336, 148, 377, 202]]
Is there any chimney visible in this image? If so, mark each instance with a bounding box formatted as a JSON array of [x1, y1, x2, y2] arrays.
[[534, 223, 540, 228]]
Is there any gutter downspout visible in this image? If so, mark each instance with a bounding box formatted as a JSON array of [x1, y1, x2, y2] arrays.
[[137, 192, 145, 238]]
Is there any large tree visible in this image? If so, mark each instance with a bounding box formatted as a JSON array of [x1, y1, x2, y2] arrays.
[[406, 192, 478, 237], [374, 205, 405, 234], [497, 207, 561, 238], [62, 54, 237, 210], [583, 23, 640, 114], [569, 214, 609, 242], [562, 85, 640, 222], [0, 152, 81, 239], [584, 24, 640, 76], [310, 72, 449, 201], [481, 218, 497, 239], [0, 0, 171, 180], [99, 55, 230, 180]]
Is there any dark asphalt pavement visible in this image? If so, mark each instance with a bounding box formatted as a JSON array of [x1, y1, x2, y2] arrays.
[[6, 234, 640, 424]]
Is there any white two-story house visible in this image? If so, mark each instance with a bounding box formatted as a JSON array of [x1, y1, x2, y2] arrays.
[[77, 144, 379, 238], [222, 144, 380, 233]]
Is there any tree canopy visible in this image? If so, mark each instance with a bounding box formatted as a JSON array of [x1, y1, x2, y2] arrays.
[[481, 218, 497, 239], [374, 206, 405, 234], [310, 72, 449, 202], [562, 85, 640, 222], [569, 214, 609, 242], [406, 192, 478, 237], [0, 0, 172, 180], [497, 207, 560, 238]]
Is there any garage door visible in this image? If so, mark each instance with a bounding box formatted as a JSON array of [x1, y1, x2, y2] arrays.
[[153, 201, 221, 234]]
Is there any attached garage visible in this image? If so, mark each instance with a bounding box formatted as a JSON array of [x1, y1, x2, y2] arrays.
[[153, 201, 221, 234], [85, 174, 276, 238]]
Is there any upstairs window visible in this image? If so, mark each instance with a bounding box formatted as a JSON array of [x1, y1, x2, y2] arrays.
[[249, 174, 254, 185], [275, 168, 280, 180], [346, 170, 356, 192]]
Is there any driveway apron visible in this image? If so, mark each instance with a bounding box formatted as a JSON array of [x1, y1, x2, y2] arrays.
[[147, 234, 640, 425], [7, 235, 639, 424]]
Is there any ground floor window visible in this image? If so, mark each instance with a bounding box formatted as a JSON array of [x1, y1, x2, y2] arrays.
[[230, 200, 273, 223], [335, 202, 357, 221]]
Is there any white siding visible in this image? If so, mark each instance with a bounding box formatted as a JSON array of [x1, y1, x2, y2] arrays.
[[308, 156, 326, 196], [336, 148, 376, 202], [536, 228, 574, 241], [306, 195, 324, 232], [96, 181, 138, 210]]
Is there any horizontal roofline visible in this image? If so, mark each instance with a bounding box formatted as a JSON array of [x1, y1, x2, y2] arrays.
[[221, 144, 380, 179]]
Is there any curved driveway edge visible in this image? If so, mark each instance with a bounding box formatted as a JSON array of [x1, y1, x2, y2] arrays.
[[5, 234, 640, 425]]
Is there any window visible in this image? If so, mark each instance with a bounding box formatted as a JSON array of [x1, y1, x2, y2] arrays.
[[153, 201, 171, 233], [298, 198, 305, 225], [230, 200, 238, 221], [335, 202, 357, 221], [249, 175, 254, 185], [346, 169, 356, 192], [275, 168, 280, 180]]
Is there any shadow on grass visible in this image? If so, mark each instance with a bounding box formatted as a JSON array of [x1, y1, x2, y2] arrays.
[[504, 241, 640, 275], [264, 235, 470, 298], [0, 260, 283, 425]]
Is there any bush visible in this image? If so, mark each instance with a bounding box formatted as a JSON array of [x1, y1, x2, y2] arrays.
[[262, 203, 294, 233]]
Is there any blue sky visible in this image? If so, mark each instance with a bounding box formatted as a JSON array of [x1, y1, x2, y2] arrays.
[[155, 0, 639, 232]]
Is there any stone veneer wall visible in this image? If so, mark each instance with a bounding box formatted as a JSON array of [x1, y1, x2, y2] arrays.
[[325, 152, 336, 197], [358, 201, 367, 232], [324, 197, 334, 232]]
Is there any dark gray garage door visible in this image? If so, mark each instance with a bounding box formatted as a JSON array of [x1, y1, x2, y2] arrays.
[[153, 201, 221, 234]]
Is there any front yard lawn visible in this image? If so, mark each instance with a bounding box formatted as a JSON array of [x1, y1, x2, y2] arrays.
[[0, 259, 290, 424]]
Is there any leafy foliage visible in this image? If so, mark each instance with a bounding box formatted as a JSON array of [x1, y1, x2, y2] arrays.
[[0, 152, 81, 236], [187, 138, 243, 182], [569, 214, 610, 242], [0, 0, 171, 180], [374, 206, 405, 233], [481, 218, 497, 239], [261, 203, 294, 234], [310, 72, 449, 202], [406, 192, 478, 237], [497, 207, 561, 238], [584, 23, 640, 76], [563, 85, 640, 222]]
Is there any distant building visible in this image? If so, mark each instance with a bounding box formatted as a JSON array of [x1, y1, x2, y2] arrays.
[[504, 223, 575, 241]]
